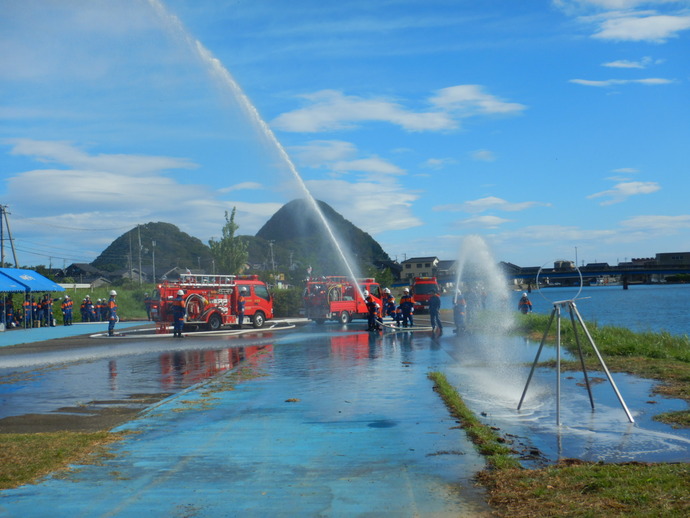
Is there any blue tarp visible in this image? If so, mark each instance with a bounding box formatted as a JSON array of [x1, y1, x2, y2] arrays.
[[0, 274, 25, 292], [0, 268, 65, 293]]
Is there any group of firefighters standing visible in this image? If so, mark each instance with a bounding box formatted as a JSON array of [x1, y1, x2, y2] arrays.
[[0, 291, 118, 336], [362, 285, 537, 335], [365, 286, 466, 336], [1, 293, 60, 328]]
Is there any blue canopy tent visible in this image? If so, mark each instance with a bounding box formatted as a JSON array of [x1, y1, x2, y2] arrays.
[[0, 268, 65, 293], [0, 268, 65, 329]]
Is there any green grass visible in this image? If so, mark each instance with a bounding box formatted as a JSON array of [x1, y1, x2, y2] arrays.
[[513, 312, 690, 363], [428, 371, 520, 470], [430, 320, 690, 516], [0, 432, 124, 489], [48, 285, 153, 324], [479, 461, 690, 517]]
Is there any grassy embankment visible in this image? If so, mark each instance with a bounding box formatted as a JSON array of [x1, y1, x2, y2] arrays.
[[515, 312, 690, 427], [0, 432, 124, 489], [430, 312, 690, 517], [50, 285, 153, 324]]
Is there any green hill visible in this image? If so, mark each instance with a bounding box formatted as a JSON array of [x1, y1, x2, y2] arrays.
[[255, 198, 390, 276], [91, 222, 213, 273]]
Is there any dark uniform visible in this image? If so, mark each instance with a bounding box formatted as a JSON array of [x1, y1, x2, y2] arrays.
[[107, 293, 117, 336], [172, 291, 186, 337]]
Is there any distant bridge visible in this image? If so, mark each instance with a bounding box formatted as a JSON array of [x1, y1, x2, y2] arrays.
[[504, 265, 690, 283]]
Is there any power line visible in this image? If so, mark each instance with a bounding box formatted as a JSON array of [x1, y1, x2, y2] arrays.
[[11, 213, 134, 232]]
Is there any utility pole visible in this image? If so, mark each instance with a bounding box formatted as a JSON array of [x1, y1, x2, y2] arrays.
[[269, 240, 275, 272], [0, 205, 17, 267], [128, 234, 133, 281], [137, 225, 143, 286], [0, 205, 4, 267], [151, 240, 156, 284]]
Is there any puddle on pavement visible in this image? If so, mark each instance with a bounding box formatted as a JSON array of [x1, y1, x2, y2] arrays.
[[0, 323, 688, 465]]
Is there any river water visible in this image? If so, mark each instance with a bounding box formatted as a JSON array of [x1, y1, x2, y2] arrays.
[[501, 284, 690, 336]]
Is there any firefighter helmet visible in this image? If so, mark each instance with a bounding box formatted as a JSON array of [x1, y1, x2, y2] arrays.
[[177, 290, 184, 296], [384, 288, 391, 294], [110, 290, 117, 296]]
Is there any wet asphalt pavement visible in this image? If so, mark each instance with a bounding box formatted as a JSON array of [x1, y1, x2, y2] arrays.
[[1, 317, 689, 516]]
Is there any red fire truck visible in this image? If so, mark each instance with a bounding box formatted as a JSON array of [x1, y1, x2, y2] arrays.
[[411, 276, 440, 313], [304, 276, 382, 324], [152, 273, 274, 332]]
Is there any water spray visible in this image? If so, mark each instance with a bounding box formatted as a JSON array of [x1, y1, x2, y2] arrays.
[[147, 0, 365, 298], [517, 261, 634, 425]]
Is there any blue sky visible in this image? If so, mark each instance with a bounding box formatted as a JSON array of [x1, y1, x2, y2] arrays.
[[1, 0, 689, 270]]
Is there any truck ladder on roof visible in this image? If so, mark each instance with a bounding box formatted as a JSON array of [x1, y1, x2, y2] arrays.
[[178, 273, 237, 288]]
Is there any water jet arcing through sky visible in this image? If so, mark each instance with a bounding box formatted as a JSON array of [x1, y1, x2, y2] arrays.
[[147, 0, 362, 290]]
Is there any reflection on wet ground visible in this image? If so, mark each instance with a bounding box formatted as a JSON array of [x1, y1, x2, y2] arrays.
[[1, 321, 688, 464]]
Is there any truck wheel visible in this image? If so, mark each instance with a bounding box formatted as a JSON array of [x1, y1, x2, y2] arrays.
[[339, 311, 351, 324], [207, 313, 222, 331], [252, 311, 265, 329]]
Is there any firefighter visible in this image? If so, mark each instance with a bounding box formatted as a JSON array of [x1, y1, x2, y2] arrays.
[[236, 288, 247, 329], [22, 296, 32, 329], [394, 305, 404, 327], [107, 290, 118, 336], [80, 296, 89, 322], [31, 297, 39, 327], [382, 288, 396, 319], [172, 289, 186, 337], [3, 295, 15, 328], [365, 295, 381, 331], [429, 289, 442, 335], [453, 290, 467, 334], [101, 298, 109, 321], [518, 292, 533, 314], [399, 288, 415, 327], [144, 293, 152, 320], [42, 293, 55, 327], [61, 295, 73, 326]]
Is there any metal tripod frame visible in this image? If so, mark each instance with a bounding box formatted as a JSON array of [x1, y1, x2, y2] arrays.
[[517, 299, 634, 425]]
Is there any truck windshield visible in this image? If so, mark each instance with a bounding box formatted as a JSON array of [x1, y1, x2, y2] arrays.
[[253, 285, 271, 301], [414, 284, 438, 295]]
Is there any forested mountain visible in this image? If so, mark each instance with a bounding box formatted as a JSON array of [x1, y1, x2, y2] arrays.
[[91, 222, 213, 273], [256, 198, 390, 275], [90, 200, 391, 278]]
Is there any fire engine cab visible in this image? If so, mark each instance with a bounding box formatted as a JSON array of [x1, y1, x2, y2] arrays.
[[411, 276, 440, 313], [152, 273, 273, 332], [304, 276, 382, 324]]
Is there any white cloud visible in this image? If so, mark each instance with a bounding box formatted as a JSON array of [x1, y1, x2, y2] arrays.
[[422, 158, 456, 169], [602, 56, 657, 68], [471, 149, 497, 162], [593, 13, 690, 41], [290, 140, 358, 166], [553, 1, 684, 15], [496, 224, 616, 244], [271, 89, 454, 133], [6, 139, 196, 176], [331, 158, 404, 175], [454, 215, 511, 228], [553, 1, 690, 42], [271, 85, 525, 133], [587, 180, 661, 205], [620, 214, 690, 231], [429, 85, 526, 116], [218, 182, 263, 193], [612, 167, 640, 173], [436, 196, 551, 214], [569, 77, 673, 86], [307, 178, 422, 234], [2, 139, 281, 263]]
